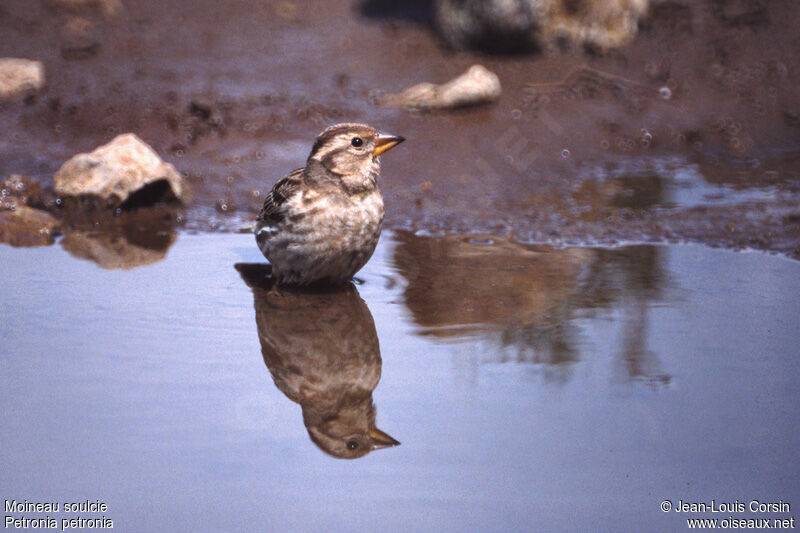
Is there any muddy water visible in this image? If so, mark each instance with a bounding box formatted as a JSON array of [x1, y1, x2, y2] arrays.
[[2, 233, 798, 530]]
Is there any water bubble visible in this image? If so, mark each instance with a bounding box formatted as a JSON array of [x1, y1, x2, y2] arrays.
[[511, 109, 522, 120], [54, 124, 62, 134], [256, 150, 265, 160], [561, 149, 570, 159], [600, 140, 610, 150], [659, 87, 672, 100], [640, 129, 652, 148]]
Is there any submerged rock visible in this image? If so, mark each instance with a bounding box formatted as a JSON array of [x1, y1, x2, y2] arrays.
[[0, 205, 60, 247], [0, 59, 45, 99], [383, 64, 501, 111], [434, 0, 650, 52], [54, 133, 192, 209]]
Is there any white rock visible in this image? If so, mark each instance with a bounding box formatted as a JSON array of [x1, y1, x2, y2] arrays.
[[54, 133, 192, 208], [0, 59, 45, 99], [383, 64, 502, 111]]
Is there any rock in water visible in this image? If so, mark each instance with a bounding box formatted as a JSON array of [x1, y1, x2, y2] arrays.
[[54, 133, 192, 209], [0, 59, 45, 99], [383, 64, 501, 111]]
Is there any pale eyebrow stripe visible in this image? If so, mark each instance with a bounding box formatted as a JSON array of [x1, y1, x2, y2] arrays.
[[312, 134, 350, 160]]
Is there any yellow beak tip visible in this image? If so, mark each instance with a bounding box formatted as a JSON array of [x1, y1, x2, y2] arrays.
[[373, 134, 405, 156]]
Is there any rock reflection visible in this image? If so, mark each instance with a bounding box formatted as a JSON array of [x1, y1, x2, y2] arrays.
[[236, 264, 400, 459], [392, 232, 670, 385], [60, 208, 178, 269]]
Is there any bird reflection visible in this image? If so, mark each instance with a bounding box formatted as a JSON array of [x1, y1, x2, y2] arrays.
[[236, 263, 399, 459]]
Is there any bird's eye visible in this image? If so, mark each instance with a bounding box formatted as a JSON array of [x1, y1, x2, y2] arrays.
[[347, 440, 359, 450], [351, 137, 363, 148]]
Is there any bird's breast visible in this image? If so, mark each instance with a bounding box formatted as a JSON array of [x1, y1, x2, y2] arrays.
[[277, 188, 383, 247]]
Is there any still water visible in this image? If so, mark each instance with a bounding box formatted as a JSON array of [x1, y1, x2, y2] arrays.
[[2, 232, 799, 531]]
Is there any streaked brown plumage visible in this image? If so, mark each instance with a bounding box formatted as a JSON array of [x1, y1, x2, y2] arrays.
[[255, 123, 404, 286], [236, 263, 400, 459]]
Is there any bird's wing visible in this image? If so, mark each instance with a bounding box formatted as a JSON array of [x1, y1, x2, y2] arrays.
[[257, 167, 304, 226]]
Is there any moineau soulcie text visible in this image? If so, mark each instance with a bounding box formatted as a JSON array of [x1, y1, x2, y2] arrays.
[[5, 500, 107, 513]]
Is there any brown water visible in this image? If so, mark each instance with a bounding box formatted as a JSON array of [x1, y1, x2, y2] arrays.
[[2, 232, 798, 531]]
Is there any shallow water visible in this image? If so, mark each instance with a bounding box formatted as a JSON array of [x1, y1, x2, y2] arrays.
[[2, 232, 799, 531]]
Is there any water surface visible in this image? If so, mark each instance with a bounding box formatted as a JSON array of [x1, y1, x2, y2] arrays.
[[2, 232, 798, 531]]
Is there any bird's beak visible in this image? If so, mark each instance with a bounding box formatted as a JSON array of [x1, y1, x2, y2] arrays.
[[373, 133, 405, 157], [369, 427, 401, 449]]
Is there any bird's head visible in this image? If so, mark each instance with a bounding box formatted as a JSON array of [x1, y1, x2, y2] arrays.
[[307, 123, 404, 192], [307, 424, 401, 460], [304, 398, 400, 459]]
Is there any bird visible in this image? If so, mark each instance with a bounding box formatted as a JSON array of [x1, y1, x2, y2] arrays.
[[235, 262, 401, 459], [255, 123, 405, 286]]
